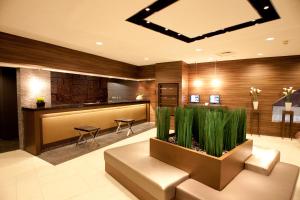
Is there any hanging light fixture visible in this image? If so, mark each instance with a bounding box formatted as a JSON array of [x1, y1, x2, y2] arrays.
[[211, 59, 221, 88], [193, 61, 202, 87]]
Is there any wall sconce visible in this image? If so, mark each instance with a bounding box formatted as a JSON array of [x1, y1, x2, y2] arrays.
[[28, 77, 45, 98], [211, 59, 221, 88], [193, 79, 203, 87], [211, 78, 221, 88]]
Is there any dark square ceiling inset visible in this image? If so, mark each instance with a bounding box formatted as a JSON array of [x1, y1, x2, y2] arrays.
[[126, 0, 280, 43]]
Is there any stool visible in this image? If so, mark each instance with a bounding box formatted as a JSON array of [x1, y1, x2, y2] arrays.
[[281, 110, 294, 140], [115, 119, 135, 136], [74, 126, 100, 145]]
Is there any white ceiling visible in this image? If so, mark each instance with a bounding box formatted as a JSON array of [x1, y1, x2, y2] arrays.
[[0, 0, 299, 66]]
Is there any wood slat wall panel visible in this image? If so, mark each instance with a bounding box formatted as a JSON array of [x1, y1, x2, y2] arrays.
[[0, 32, 138, 78], [137, 65, 155, 79], [188, 56, 300, 137]]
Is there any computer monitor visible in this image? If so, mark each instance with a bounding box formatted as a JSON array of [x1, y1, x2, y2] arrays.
[[209, 95, 220, 104], [190, 94, 200, 103]]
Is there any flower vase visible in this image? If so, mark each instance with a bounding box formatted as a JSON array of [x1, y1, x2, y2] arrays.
[[285, 102, 292, 111], [253, 101, 258, 110]]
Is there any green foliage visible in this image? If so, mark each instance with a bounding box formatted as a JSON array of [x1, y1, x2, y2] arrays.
[[224, 109, 239, 151], [36, 97, 45, 103], [205, 110, 231, 157], [176, 108, 193, 148], [237, 108, 247, 144], [156, 107, 170, 141], [172, 105, 247, 157], [195, 107, 208, 150], [175, 107, 184, 138]]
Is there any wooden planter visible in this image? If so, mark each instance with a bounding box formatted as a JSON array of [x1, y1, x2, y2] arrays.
[[150, 138, 253, 191]]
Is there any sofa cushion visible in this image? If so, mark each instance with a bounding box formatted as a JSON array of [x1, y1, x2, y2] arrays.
[[176, 162, 299, 200], [245, 146, 280, 175], [104, 141, 189, 200]]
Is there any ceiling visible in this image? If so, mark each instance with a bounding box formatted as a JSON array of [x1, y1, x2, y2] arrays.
[[0, 0, 299, 66]]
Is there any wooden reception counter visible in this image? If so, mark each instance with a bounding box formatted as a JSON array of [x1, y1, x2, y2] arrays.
[[22, 101, 150, 155]]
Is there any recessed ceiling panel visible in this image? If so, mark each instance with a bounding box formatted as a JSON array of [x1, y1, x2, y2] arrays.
[[147, 0, 260, 38]]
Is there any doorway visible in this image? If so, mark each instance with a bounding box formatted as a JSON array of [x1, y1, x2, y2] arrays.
[[0, 67, 19, 153]]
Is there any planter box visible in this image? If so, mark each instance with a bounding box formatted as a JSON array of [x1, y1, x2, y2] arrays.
[[150, 138, 253, 190]]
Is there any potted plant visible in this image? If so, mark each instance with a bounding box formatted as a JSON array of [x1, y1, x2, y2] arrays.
[[36, 97, 45, 108], [283, 87, 296, 111], [250, 87, 261, 110], [152, 106, 252, 190]]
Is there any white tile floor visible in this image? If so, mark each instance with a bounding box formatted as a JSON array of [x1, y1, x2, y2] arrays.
[[0, 129, 299, 200]]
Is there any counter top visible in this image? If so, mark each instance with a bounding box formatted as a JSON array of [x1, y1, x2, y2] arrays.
[[22, 100, 150, 111]]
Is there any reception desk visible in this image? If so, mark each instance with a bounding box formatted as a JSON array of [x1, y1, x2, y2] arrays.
[[22, 101, 150, 155]]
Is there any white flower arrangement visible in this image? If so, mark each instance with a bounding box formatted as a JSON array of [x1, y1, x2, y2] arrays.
[[250, 87, 261, 102], [283, 87, 296, 102]]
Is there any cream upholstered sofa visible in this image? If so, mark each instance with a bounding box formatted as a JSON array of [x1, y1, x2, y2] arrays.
[[104, 140, 299, 200]]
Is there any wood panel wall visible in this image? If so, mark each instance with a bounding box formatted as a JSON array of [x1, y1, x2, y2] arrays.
[[0, 32, 138, 79], [155, 61, 184, 105], [188, 55, 300, 137], [137, 65, 155, 79]]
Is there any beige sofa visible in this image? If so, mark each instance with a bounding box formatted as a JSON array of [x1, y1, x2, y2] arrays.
[[104, 140, 299, 200]]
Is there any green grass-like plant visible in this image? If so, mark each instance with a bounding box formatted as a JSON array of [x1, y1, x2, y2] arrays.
[[176, 108, 193, 148], [205, 110, 231, 157], [156, 107, 170, 141], [171, 105, 247, 157], [196, 107, 208, 150], [237, 108, 247, 144], [224, 109, 239, 151], [175, 107, 184, 138]]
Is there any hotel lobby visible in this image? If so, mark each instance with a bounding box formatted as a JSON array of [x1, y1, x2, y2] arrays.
[[0, 0, 300, 199]]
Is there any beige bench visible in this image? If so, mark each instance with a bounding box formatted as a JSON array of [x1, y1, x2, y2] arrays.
[[245, 146, 280, 175], [176, 162, 299, 200], [104, 141, 189, 200], [105, 141, 299, 200]]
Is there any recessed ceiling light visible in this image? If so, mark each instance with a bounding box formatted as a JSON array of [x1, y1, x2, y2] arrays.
[[264, 6, 269, 10], [178, 33, 181, 36], [257, 53, 263, 56], [96, 42, 103, 46], [266, 37, 275, 41], [165, 28, 168, 31], [145, 8, 150, 11], [146, 21, 150, 24], [195, 48, 203, 52], [144, 57, 149, 61]]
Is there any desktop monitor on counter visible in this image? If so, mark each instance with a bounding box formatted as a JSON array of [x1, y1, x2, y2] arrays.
[[190, 94, 200, 103], [209, 95, 220, 104]]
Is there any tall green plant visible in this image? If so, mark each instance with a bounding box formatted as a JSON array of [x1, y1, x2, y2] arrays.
[[156, 107, 170, 141], [175, 107, 184, 138], [192, 107, 199, 142], [237, 108, 247, 144], [224, 109, 239, 151], [197, 107, 208, 150], [176, 108, 193, 148], [205, 110, 230, 157]]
